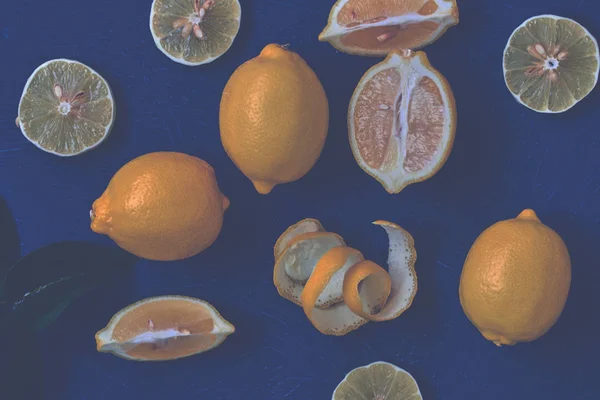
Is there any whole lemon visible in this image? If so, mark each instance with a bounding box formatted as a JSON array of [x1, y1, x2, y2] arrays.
[[91, 152, 229, 261], [220, 44, 329, 194], [459, 209, 571, 346]]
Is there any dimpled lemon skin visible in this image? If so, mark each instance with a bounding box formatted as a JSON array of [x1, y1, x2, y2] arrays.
[[220, 44, 329, 194], [91, 152, 230, 261], [459, 210, 571, 346]]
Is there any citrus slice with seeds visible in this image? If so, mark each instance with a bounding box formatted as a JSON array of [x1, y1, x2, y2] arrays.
[[319, 0, 459, 56], [17, 59, 115, 156], [95, 296, 234, 361], [274, 218, 324, 261], [333, 362, 422, 400], [349, 50, 456, 194], [343, 221, 417, 322], [503, 15, 599, 113], [274, 231, 348, 308], [150, 0, 241, 66]]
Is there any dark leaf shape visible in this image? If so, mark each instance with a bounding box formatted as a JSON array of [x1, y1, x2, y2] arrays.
[[0, 196, 21, 300], [0, 317, 43, 399], [12, 275, 96, 331], [6, 241, 138, 330]]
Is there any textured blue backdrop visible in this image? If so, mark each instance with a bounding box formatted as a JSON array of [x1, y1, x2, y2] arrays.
[[1, 0, 599, 399]]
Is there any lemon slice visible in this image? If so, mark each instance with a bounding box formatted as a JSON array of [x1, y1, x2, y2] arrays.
[[17, 59, 115, 156], [503, 15, 599, 113], [319, 0, 459, 56], [95, 296, 235, 361], [150, 0, 241, 66], [333, 362, 422, 400]]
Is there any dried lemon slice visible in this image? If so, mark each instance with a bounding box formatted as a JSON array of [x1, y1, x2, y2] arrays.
[[17, 59, 115, 156], [150, 0, 241, 66], [503, 15, 599, 113], [333, 362, 422, 400]]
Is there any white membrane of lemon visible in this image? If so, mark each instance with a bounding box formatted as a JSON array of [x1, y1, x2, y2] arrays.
[[320, 0, 458, 46], [96, 297, 234, 360], [274, 233, 347, 308], [274, 218, 324, 261], [275, 221, 417, 335], [349, 51, 454, 193]]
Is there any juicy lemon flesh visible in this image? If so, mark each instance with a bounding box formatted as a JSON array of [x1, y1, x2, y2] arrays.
[[334, 363, 422, 400], [18, 60, 113, 155], [504, 16, 599, 113], [152, 0, 241, 64]]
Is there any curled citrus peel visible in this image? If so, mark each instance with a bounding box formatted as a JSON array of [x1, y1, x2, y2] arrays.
[[343, 260, 392, 320], [274, 218, 324, 261], [301, 247, 371, 335], [273, 219, 417, 335], [344, 221, 418, 322], [274, 231, 347, 308]]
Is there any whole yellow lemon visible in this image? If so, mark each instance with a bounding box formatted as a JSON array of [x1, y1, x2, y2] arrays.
[[459, 209, 571, 346], [91, 152, 229, 261], [220, 44, 329, 194]]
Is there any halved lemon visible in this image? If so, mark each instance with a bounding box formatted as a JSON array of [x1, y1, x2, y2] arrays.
[[503, 15, 599, 113], [150, 0, 241, 66], [349, 50, 456, 194], [319, 0, 459, 56], [17, 59, 115, 156], [333, 362, 422, 400], [95, 296, 234, 361]]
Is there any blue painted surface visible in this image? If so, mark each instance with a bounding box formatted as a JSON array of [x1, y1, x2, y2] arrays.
[[0, 0, 599, 398]]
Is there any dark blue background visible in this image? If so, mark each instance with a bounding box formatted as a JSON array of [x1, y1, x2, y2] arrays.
[[1, 0, 599, 398]]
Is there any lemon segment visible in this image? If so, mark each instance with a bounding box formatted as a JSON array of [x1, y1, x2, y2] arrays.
[[17, 59, 114, 156]]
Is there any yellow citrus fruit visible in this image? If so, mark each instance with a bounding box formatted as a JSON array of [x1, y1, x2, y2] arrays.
[[150, 0, 241, 66], [503, 15, 599, 113], [95, 296, 234, 361], [91, 152, 229, 261], [349, 50, 457, 194], [333, 362, 422, 400], [220, 44, 329, 194], [459, 209, 571, 346], [319, 0, 459, 56], [17, 59, 115, 156]]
